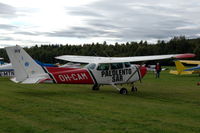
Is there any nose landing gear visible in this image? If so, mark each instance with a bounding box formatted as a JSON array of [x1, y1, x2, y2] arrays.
[[131, 86, 137, 92]]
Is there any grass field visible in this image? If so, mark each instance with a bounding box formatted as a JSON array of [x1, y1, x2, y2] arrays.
[[0, 69, 200, 133]]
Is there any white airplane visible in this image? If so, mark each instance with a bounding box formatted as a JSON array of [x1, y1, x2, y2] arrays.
[[146, 65, 167, 72], [5, 45, 195, 94], [0, 58, 14, 77], [0, 57, 4, 65], [0, 63, 14, 77]]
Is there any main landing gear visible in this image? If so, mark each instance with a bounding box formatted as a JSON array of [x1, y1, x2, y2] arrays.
[[92, 84, 138, 95], [111, 84, 137, 95]]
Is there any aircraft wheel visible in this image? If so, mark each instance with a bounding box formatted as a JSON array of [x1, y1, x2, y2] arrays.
[[119, 88, 128, 95], [131, 86, 137, 92], [92, 84, 99, 90]]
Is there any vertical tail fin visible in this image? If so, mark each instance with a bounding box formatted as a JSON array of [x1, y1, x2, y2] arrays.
[[174, 60, 186, 74], [5, 45, 47, 83]]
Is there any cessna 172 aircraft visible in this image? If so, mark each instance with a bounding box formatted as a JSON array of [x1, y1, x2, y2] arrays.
[[5, 45, 195, 94]]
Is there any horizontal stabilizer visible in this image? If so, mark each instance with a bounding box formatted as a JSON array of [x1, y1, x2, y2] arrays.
[[169, 70, 193, 75], [21, 75, 52, 84], [10, 77, 20, 83]]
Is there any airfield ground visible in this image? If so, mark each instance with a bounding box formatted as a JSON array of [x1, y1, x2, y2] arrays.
[[0, 68, 200, 133]]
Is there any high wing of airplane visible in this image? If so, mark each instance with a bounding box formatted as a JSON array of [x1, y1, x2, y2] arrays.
[[55, 54, 194, 64], [177, 60, 200, 65], [5, 45, 195, 94], [169, 60, 200, 75]]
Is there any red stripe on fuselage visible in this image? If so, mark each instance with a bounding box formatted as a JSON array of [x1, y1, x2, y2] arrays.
[[45, 67, 94, 84], [45, 67, 79, 73]]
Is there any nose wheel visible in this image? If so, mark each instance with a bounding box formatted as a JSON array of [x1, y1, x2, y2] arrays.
[[131, 86, 137, 92]]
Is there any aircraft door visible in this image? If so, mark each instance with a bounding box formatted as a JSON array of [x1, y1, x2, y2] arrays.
[[123, 64, 140, 83], [90, 63, 112, 84]]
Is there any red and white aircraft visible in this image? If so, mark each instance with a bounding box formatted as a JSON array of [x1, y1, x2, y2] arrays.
[[5, 45, 195, 94]]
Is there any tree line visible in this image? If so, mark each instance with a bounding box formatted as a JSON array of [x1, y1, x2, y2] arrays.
[[0, 36, 200, 65]]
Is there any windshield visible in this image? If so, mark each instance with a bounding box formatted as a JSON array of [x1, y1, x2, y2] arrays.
[[97, 63, 110, 70], [86, 63, 96, 70]]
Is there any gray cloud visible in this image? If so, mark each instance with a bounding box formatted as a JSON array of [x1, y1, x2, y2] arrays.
[[69, 8, 104, 18], [0, 2, 16, 18], [0, 44, 16, 48], [1, 0, 199, 44], [0, 24, 17, 30], [47, 26, 120, 39], [65, 0, 200, 42], [14, 31, 40, 36], [0, 36, 15, 41]]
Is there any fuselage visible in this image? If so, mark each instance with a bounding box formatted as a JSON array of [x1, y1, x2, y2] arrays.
[[44, 62, 147, 85]]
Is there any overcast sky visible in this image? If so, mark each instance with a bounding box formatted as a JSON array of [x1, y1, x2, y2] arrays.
[[0, 0, 200, 48]]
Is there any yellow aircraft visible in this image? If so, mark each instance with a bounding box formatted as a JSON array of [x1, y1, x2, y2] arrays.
[[169, 60, 200, 75]]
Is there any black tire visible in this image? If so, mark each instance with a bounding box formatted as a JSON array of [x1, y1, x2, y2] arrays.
[[119, 88, 128, 95], [131, 87, 137, 92], [92, 84, 99, 90]]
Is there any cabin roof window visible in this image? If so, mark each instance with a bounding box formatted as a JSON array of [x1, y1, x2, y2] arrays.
[[97, 63, 110, 70], [86, 63, 96, 70], [111, 63, 123, 69], [124, 62, 131, 68]]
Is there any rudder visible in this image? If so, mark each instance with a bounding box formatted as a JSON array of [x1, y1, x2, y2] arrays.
[[174, 60, 186, 74]]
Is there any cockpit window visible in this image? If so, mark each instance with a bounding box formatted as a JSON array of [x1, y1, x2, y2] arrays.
[[87, 63, 96, 70], [97, 64, 109, 70], [111, 63, 123, 69], [124, 62, 131, 68]]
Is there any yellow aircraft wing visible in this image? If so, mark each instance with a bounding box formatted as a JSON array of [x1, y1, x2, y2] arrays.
[[179, 60, 200, 65]]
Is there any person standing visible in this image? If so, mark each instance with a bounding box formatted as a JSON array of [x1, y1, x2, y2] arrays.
[[155, 62, 162, 78]]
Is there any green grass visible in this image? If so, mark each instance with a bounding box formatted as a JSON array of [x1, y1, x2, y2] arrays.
[[0, 69, 200, 133]]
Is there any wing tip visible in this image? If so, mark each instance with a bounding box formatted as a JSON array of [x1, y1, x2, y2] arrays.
[[175, 53, 196, 59]]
